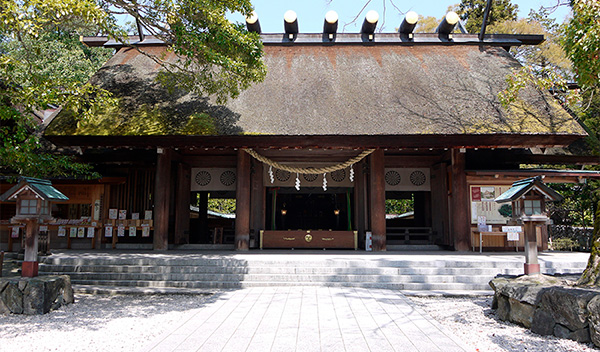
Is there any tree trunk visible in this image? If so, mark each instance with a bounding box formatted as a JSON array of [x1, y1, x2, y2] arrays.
[[577, 200, 600, 286]]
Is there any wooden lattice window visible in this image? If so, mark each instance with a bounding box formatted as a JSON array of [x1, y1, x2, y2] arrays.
[[20, 199, 38, 215]]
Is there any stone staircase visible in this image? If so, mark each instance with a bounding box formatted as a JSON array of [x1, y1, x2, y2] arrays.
[[37, 252, 589, 291]]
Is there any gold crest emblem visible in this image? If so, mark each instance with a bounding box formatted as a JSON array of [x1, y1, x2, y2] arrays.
[[305, 234, 313, 242]]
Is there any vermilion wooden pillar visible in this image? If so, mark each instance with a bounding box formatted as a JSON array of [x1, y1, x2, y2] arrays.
[[450, 149, 470, 251], [369, 149, 386, 251], [174, 162, 191, 245], [154, 148, 172, 250], [235, 149, 251, 250]]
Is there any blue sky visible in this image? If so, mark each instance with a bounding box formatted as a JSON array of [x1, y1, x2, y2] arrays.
[[227, 0, 571, 33]]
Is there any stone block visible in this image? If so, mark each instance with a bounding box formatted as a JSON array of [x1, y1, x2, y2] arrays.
[[539, 287, 597, 331], [587, 295, 600, 347], [23, 279, 45, 315], [570, 328, 591, 343], [2, 282, 23, 314], [554, 324, 571, 339], [0, 280, 8, 293], [508, 297, 535, 328], [0, 276, 73, 315], [0, 296, 10, 314], [531, 308, 555, 336], [496, 294, 510, 321]]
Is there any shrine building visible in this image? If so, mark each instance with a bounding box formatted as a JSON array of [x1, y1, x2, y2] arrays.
[[2, 12, 599, 253]]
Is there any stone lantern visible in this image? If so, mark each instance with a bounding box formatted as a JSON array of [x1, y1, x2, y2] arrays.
[[0, 177, 68, 277], [495, 176, 563, 275]]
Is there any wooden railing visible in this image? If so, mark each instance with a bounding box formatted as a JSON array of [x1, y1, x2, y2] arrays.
[[386, 227, 434, 245]]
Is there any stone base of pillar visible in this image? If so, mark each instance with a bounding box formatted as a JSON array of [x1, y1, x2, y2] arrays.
[[22, 261, 39, 277], [524, 263, 540, 275]]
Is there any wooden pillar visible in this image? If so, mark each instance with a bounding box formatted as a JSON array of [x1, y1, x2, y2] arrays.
[[369, 149, 386, 251], [450, 149, 470, 251], [198, 192, 208, 243], [174, 162, 191, 245], [354, 160, 367, 247], [22, 219, 39, 277], [235, 149, 251, 250], [250, 159, 265, 248], [153, 148, 172, 250]]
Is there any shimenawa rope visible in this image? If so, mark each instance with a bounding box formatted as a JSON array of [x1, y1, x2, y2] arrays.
[[242, 148, 375, 174]]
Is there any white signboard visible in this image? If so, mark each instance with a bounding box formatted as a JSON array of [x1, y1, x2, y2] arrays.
[[502, 226, 523, 233], [470, 185, 512, 224]]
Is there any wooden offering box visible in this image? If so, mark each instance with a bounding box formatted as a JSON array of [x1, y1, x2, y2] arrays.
[[260, 230, 357, 250]]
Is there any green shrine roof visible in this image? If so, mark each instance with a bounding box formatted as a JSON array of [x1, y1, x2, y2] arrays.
[[495, 176, 563, 204], [0, 177, 69, 202]]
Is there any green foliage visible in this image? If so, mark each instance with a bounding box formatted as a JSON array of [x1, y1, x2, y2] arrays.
[[562, 0, 600, 90], [490, 9, 572, 80], [0, 1, 114, 178], [498, 204, 512, 218], [207, 197, 236, 214], [457, 0, 518, 34], [551, 237, 579, 251], [414, 16, 441, 33], [0, 0, 266, 178], [121, 0, 266, 105], [385, 197, 414, 215]]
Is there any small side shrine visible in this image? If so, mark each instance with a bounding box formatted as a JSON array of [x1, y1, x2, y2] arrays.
[[0, 177, 68, 277], [495, 176, 563, 275]]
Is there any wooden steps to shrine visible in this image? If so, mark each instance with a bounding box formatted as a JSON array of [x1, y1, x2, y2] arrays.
[[37, 252, 588, 292]]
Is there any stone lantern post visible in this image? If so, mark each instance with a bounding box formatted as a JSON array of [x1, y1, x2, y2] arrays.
[[495, 176, 563, 275], [0, 177, 68, 277]]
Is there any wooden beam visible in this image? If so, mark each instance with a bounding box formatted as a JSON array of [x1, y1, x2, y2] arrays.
[[450, 149, 470, 251], [153, 148, 172, 250], [184, 156, 237, 168], [174, 162, 191, 245], [46, 134, 584, 150], [235, 149, 251, 250], [80, 33, 544, 48], [384, 155, 442, 167], [369, 149, 386, 251]]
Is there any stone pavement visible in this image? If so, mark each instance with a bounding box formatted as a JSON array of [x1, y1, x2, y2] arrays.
[[141, 287, 470, 352]]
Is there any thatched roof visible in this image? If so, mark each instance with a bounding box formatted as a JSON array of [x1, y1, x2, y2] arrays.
[[45, 43, 585, 137]]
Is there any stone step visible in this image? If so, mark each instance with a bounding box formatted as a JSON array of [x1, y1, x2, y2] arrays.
[[38, 263, 530, 275], [36, 252, 589, 291], [40, 256, 585, 270], [67, 279, 492, 291], [40, 271, 499, 284], [40, 264, 554, 277]]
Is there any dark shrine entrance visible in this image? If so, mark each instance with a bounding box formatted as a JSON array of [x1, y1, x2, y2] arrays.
[[261, 187, 357, 249], [266, 187, 353, 231]]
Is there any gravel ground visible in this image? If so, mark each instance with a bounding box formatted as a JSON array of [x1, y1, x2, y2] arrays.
[[1, 292, 598, 352], [411, 295, 599, 352], [0, 293, 212, 352]]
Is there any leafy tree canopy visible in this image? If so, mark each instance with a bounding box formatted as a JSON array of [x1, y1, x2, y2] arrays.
[[457, 0, 518, 34], [0, 0, 266, 179]]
